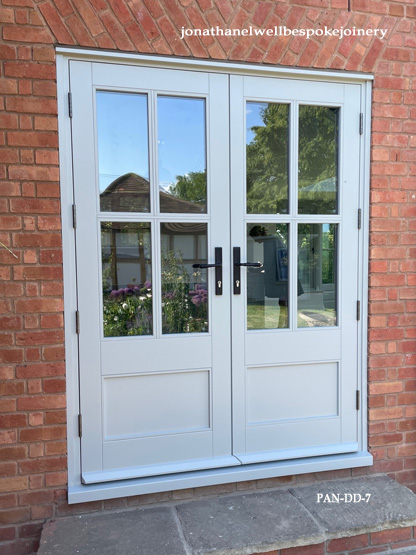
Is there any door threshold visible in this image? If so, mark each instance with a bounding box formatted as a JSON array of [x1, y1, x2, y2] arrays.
[[234, 442, 359, 465], [71, 451, 373, 504], [82, 456, 241, 484]]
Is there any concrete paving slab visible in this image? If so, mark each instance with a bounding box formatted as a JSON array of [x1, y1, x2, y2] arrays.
[[37, 506, 187, 555], [176, 489, 325, 555], [290, 475, 416, 538]]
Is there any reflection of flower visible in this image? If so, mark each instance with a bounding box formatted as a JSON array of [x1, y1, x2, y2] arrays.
[[109, 282, 151, 299], [103, 282, 153, 337], [189, 284, 208, 307], [161, 250, 208, 334]]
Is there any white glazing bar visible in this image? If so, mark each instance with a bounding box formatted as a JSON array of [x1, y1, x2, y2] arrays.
[[289, 101, 298, 331]]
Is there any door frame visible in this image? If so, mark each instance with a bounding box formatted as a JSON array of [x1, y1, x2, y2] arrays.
[[56, 48, 373, 504]]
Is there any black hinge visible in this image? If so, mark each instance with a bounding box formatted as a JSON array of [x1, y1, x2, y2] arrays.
[[359, 113, 363, 135], [68, 92, 73, 118], [356, 300, 361, 321], [358, 208, 362, 230], [72, 204, 77, 229], [75, 310, 80, 334], [78, 414, 82, 437], [356, 390, 360, 410]]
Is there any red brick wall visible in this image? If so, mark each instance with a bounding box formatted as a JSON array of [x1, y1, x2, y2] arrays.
[[0, 0, 415, 553]]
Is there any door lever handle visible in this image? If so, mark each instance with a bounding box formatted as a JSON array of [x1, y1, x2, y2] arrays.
[[192, 263, 221, 269], [233, 247, 262, 295], [192, 247, 222, 295], [235, 262, 263, 268]]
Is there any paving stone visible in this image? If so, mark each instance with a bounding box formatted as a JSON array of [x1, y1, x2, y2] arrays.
[[37, 506, 187, 555], [391, 550, 416, 555], [290, 475, 416, 538], [176, 489, 325, 555]]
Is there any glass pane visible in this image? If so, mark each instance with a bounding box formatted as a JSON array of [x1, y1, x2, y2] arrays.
[[161, 223, 208, 334], [158, 97, 206, 214], [97, 92, 150, 213], [298, 106, 339, 214], [246, 102, 289, 215], [101, 222, 152, 337], [298, 224, 337, 327], [247, 224, 289, 330]]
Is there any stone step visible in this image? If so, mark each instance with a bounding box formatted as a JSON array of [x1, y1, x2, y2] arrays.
[[38, 475, 416, 555]]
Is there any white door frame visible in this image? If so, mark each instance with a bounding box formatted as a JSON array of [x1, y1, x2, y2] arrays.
[[56, 48, 373, 504]]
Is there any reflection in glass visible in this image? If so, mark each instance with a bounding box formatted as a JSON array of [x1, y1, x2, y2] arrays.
[[246, 102, 289, 215], [101, 222, 152, 337], [158, 97, 207, 213], [247, 224, 289, 330], [298, 224, 337, 327], [298, 106, 338, 214], [161, 223, 208, 334], [97, 92, 150, 213]]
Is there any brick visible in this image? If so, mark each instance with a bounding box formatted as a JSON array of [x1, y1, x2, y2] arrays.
[[15, 299, 63, 314], [19, 456, 67, 474], [3, 25, 53, 44], [6, 97, 57, 115], [0, 476, 28, 494], [369, 407, 403, 421], [42, 346, 65, 361], [371, 527, 411, 545], [0, 446, 27, 462], [281, 544, 325, 555], [20, 426, 65, 442], [0, 349, 24, 363], [18, 490, 55, 507], [17, 395, 66, 411], [16, 330, 64, 346], [327, 534, 368, 552], [0, 508, 30, 525]]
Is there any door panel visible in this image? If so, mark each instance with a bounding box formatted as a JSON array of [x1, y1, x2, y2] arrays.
[[231, 75, 361, 460], [71, 61, 235, 484]]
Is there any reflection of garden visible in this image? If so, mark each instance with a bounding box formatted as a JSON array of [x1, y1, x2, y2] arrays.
[[102, 221, 153, 337], [101, 221, 208, 338], [161, 249, 208, 335], [247, 304, 335, 329]]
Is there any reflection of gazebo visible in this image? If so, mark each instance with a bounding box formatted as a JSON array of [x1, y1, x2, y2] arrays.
[[100, 172, 204, 213], [300, 176, 336, 193]]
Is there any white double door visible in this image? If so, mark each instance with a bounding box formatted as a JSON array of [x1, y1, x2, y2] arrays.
[[70, 61, 361, 484]]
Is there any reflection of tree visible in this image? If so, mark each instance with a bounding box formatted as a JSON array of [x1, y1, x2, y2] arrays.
[[246, 105, 338, 215], [246, 104, 289, 214], [298, 106, 338, 214], [169, 170, 206, 207]]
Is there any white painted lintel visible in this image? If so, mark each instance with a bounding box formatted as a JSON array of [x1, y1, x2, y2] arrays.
[[56, 46, 374, 84]]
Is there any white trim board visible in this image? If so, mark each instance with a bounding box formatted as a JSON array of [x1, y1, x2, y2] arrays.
[[56, 51, 373, 503], [56, 46, 374, 84]]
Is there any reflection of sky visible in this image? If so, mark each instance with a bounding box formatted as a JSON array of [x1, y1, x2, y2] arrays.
[[246, 102, 266, 145], [158, 97, 205, 192], [97, 92, 149, 192]]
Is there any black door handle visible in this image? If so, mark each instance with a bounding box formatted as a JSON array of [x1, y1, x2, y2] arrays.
[[236, 262, 263, 268], [192, 247, 222, 295], [233, 247, 262, 295]]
